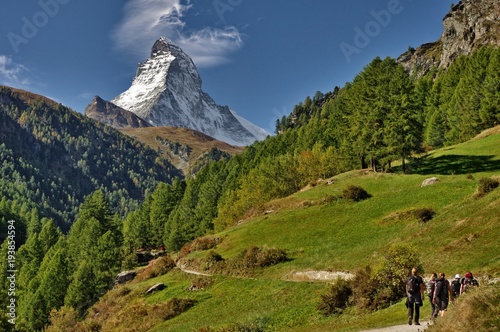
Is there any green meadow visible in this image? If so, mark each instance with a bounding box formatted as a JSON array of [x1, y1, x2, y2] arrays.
[[82, 130, 500, 332]]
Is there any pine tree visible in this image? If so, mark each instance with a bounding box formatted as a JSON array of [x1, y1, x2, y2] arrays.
[[481, 48, 500, 127], [149, 182, 175, 247], [64, 260, 97, 317], [384, 65, 422, 172]]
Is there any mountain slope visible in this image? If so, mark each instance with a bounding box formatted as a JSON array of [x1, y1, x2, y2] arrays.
[[111, 37, 269, 146], [0, 85, 182, 230], [84, 96, 151, 129], [120, 126, 244, 175], [71, 128, 500, 332]]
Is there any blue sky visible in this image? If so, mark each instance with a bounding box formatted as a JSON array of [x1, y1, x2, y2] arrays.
[[0, 0, 452, 133]]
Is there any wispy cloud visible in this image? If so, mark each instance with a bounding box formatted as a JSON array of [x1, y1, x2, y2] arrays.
[[0, 55, 30, 87], [111, 0, 243, 68]]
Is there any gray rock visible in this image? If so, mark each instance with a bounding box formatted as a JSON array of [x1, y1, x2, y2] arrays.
[[421, 177, 440, 187], [114, 270, 137, 285], [145, 283, 166, 294]]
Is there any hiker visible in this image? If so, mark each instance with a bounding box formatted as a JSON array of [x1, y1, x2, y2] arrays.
[[451, 274, 461, 299], [426, 273, 439, 321], [433, 272, 453, 317], [461, 271, 479, 294], [406, 267, 425, 326]]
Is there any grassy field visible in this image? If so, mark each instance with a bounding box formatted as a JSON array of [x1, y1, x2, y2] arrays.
[[79, 128, 500, 332]]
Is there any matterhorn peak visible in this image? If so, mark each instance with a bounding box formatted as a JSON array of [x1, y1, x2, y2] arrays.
[[151, 37, 183, 58], [111, 39, 269, 146]]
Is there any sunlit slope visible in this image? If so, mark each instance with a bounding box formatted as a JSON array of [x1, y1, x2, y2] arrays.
[[82, 129, 500, 332]]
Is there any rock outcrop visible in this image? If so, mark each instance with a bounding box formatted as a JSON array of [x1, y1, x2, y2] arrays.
[[398, 0, 500, 75], [84, 96, 151, 129]]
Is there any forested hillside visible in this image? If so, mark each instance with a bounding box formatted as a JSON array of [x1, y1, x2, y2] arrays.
[[0, 86, 182, 231]]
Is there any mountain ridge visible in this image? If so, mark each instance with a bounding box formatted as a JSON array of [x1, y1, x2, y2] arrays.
[[84, 96, 151, 129]]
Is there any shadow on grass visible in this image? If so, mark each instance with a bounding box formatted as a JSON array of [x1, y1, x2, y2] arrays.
[[411, 154, 500, 175]]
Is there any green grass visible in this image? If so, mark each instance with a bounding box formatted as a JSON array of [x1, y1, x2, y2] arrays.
[[79, 130, 500, 332]]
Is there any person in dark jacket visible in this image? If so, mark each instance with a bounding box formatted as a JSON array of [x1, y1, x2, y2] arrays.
[[427, 273, 438, 321], [433, 272, 453, 317], [406, 267, 425, 326]]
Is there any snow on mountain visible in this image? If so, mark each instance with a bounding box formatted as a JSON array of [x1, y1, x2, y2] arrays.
[[112, 37, 270, 146]]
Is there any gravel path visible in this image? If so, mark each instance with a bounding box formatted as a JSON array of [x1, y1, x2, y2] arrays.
[[359, 321, 430, 332]]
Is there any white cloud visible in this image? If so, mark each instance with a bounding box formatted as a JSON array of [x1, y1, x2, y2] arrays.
[[0, 55, 30, 87], [111, 0, 243, 68]]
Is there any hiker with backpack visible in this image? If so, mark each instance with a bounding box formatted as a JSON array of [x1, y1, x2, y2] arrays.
[[406, 267, 425, 326], [451, 274, 461, 299], [433, 272, 453, 317], [426, 273, 439, 321], [461, 271, 479, 294]]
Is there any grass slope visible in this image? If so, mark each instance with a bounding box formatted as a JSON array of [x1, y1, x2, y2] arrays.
[[81, 129, 500, 332], [121, 126, 244, 174]]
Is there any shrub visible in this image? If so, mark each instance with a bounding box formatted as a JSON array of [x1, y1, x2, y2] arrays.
[[351, 245, 423, 312], [136, 255, 176, 281], [204, 250, 224, 270], [180, 236, 223, 258], [241, 246, 289, 268], [317, 278, 353, 316], [413, 208, 435, 223], [342, 185, 371, 202], [476, 177, 499, 197], [189, 276, 214, 291], [163, 298, 196, 321]]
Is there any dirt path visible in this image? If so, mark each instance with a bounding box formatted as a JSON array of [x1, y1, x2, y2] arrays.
[[360, 322, 430, 332], [178, 268, 212, 277]]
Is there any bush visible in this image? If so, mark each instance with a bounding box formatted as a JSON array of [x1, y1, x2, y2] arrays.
[[189, 276, 214, 291], [476, 177, 499, 197], [204, 250, 224, 270], [163, 298, 196, 320], [136, 255, 176, 281], [317, 278, 353, 316], [241, 246, 289, 268], [342, 185, 371, 202], [208, 246, 289, 276], [413, 208, 435, 223], [179, 236, 223, 259], [351, 245, 423, 312]]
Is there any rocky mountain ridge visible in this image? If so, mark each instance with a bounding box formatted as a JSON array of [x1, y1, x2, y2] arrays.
[[84, 96, 151, 129], [398, 0, 500, 75]]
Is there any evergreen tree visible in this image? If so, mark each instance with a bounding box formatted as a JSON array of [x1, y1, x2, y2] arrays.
[[149, 182, 175, 247], [481, 48, 500, 127], [64, 260, 97, 317]]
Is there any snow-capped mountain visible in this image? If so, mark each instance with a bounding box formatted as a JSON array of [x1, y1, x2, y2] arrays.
[[112, 37, 269, 146]]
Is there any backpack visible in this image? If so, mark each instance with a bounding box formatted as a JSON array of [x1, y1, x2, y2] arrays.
[[407, 276, 419, 294], [462, 277, 479, 292], [436, 279, 448, 300], [451, 279, 461, 297], [426, 280, 436, 297]]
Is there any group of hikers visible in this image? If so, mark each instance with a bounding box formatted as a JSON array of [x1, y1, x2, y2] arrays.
[[405, 267, 479, 326]]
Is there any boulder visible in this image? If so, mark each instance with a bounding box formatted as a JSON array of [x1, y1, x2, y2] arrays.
[[145, 283, 166, 294], [114, 270, 137, 285], [421, 177, 440, 187]]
